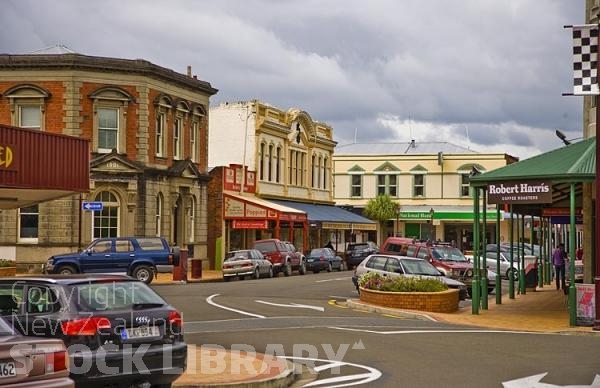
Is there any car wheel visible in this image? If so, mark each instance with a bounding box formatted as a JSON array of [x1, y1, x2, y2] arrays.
[[254, 267, 260, 280], [313, 269, 320, 274], [299, 261, 306, 275], [57, 265, 77, 275], [268, 266, 274, 278], [223, 276, 230, 282], [133, 265, 154, 284], [327, 262, 332, 272], [283, 262, 292, 277], [238, 275, 245, 281]]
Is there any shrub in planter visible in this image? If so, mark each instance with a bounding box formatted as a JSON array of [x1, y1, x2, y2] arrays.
[[357, 272, 459, 313], [358, 272, 448, 292]]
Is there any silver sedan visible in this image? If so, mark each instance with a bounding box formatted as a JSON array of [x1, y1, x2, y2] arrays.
[[223, 249, 273, 281]]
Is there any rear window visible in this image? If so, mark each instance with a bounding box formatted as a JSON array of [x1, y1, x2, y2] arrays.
[[136, 238, 165, 251], [254, 241, 276, 252], [348, 244, 368, 251], [74, 281, 166, 311], [431, 246, 468, 262], [226, 251, 250, 260]]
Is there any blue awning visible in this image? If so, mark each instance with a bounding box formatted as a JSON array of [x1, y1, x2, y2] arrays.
[[270, 200, 376, 230]]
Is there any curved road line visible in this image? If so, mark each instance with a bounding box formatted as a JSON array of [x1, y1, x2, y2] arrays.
[[206, 294, 266, 319]]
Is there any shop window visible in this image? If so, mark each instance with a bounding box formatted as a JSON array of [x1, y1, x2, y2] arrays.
[[18, 205, 39, 243], [93, 191, 120, 238]]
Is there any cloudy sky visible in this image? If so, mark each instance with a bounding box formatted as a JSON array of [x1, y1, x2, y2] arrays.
[[1, 0, 585, 159]]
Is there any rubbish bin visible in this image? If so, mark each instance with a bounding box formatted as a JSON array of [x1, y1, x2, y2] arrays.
[[173, 249, 188, 282], [191, 259, 203, 279], [525, 262, 537, 291]]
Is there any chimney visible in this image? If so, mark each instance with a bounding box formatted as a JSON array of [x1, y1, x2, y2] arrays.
[[187, 65, 192, 77]]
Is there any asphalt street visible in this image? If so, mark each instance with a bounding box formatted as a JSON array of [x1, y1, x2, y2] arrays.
[[153, 271, 600, 387]]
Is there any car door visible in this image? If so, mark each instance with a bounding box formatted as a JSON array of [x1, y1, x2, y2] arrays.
[[80, 239, 114, 273], [362, 255, 390, 277], [110, 238, 136, 273]]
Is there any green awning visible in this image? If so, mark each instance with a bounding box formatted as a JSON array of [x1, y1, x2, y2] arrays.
[[469, 137, 596, 187]]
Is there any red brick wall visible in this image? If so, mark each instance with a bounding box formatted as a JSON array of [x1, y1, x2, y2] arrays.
[[359, 287, 459, 313]]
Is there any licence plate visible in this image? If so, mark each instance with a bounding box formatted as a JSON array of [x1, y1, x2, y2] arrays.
[[0, 361, 16, 378], [121, 326, 160, 340]]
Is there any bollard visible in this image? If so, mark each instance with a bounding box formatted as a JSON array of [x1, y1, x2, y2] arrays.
[[191, 258, 203, 279]]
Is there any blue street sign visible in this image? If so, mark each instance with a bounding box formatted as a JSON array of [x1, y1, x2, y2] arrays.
[[82, 201, 103, 211]]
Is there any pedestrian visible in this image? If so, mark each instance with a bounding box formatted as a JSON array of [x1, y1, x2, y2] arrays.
[[552, 243, 567, 290], [576, 246, 583, 261]]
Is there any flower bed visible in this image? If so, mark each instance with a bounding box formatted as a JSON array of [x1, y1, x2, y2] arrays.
[[359, 287, 459, 313]]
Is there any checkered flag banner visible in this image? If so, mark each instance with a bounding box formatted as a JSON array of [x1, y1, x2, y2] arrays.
[[572, 24, 599, 95]]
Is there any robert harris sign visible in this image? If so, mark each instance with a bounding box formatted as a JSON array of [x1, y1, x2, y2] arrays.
[[487, 180, 552, 204]]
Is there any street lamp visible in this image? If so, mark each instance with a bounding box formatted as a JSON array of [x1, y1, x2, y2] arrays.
[[429, 207, 435, 240]]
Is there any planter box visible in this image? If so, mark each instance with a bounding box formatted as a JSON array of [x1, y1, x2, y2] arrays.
[[0, 267, 17, 277], [359, 287, 459, 313]]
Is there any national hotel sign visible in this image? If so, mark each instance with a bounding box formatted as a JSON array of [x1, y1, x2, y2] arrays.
[[486, 180, 552, 204]]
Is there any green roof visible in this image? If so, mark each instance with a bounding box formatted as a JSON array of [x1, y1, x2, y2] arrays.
[[469, 137, 596, 186]]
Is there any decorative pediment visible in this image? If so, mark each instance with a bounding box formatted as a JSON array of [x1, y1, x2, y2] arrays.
[[410, 164, 428, 173], [90, 151, 143, 174], [374, 161, 400, 173], [348, 164, 365, 173], [168, 158, 202, 179]]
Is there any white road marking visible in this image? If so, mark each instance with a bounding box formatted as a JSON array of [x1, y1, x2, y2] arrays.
[[502, 372, 600, 387], [315, 277, 351, 283], [282, 356, 382, 387], [255, 300, 325, 312], [329, 327, 544, 335], [206, 294, 265, 319]]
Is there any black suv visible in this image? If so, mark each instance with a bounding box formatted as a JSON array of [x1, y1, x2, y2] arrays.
[[0, 275, 186, 387], [345, 241, 379, 269]]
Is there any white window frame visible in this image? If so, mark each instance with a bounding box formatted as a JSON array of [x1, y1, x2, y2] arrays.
[[156, 194, 163, 237], [377, 174, 398, 196], [97, 107, 119, 153], [189, 196, 196, 243], [18, 205, 39, 243], [18, 105, 42, 130], [460, 173, 471, 197], [173, 117, 182, 160], [5, 85, 48, 131], [413, 174, 425, 197], [156, 113, 166, 157], [190, 121, 198, 162], [92, 191, 120, 238], [351, 174, 363, 197]]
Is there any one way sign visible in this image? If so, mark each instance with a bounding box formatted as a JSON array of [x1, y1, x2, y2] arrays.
[[82, 201, 103, 211]]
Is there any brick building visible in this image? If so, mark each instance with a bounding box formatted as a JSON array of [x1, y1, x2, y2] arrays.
[[0, 48, 217, 268]]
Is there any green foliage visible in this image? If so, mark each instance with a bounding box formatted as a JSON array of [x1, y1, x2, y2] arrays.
[[363, 194, 398, 222], [0, 260, 15, 268], [358, 272, 448, 292]]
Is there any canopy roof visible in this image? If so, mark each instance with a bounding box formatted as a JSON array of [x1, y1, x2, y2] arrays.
[[469, 137, 595, 186]]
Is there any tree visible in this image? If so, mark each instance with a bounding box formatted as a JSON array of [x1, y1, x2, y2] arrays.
[[363, 194, 398, 245]]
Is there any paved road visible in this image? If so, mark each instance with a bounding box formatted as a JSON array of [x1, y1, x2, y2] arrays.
[[153, 271, 600, 387]]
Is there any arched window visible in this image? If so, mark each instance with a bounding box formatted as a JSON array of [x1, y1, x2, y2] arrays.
[[268, 144, 273, 181], [156, 193, 163, 236], [259, 143, 265, 181], [89, 87, 134, 154], [93, 191, 120, 238], [4, 84, 51, 131], [276, 147, 281, 183]]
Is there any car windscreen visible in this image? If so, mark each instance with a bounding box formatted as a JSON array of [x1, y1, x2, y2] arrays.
[[431, 247, 468, 262], [254, 242, 274, 252], [73, 281, 166, 311], [400, 259, 442, 276]]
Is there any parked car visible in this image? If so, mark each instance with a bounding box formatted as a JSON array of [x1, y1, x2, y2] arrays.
[[483, 251, 519, 281], [223, 249, 273, 281], [351, 254, 468, 300], [0, 275, 186, 387], [253, 239, 302, 276], [281, 241, 307, 275], [305, 248, 344, 273], [43, 236, 180, 284], [381, 237, 496, 296], [345, 241, 379, 270], [0, 317, 73, 387]]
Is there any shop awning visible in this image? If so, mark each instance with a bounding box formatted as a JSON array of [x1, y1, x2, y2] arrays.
[[270, 200, 376, 230], [223, 193, 306, 222], [399, 205, 502, 221]]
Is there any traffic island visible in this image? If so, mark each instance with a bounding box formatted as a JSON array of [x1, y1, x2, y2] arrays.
[[359, 287, 460, 313]]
